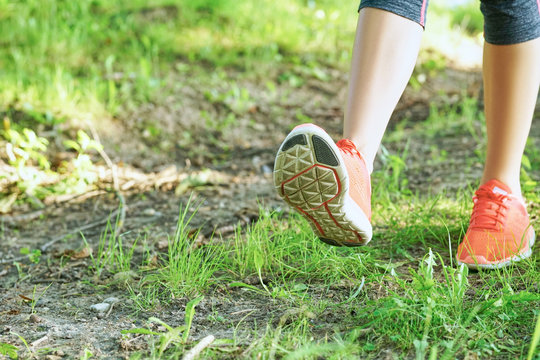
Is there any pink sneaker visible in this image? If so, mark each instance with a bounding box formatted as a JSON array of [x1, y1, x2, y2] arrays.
[[456, 179, 536, 269], [274, 124, 372, 246]]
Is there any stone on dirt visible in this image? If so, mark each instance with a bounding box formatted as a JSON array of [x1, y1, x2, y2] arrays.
[[29, 314, 42, 323], [90, 303, 110, 313], [103, 297, 120, 304]]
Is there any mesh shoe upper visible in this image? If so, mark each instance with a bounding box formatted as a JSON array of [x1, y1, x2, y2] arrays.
[[336, 139, 371, 220], [457, 179, 534, 265]]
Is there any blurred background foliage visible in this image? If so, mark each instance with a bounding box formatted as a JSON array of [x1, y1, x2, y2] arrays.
[[0, 0, 483, 210]]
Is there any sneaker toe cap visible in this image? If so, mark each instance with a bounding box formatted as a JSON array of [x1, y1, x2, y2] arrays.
[[456, 229, 532, 265]]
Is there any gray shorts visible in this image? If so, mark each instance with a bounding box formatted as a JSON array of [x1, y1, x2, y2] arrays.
[[359, 0, 540, 45]]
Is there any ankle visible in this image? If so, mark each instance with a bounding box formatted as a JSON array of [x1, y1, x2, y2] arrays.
[[357, 149, 373, 174], [480, 176, 521, 197], [349, 140, 374, 174]]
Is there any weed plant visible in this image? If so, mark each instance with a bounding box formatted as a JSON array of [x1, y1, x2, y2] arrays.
[[119, 133, 538, 357], [227, 209, 374, 288], [133, 200, 221, 307], [125, 185, 538, 358]]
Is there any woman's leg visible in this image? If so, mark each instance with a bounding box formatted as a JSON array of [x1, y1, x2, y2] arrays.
[[344, 7, 423, 171], [274, 2, 428, 246], [457, 0, 539, 268], [481, 38, 540, 195], [480, 0, 540, 194]]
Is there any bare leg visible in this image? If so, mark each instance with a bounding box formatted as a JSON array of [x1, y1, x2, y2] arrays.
[[343, 8, 423, 171], [481, 37, 540, 195]]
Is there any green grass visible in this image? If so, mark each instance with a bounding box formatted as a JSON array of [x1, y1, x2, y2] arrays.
[[447, 2, 484, 36], [0, 0, 359, 121], [112, 159, 538, 358], [83, 211, 138, 279], [0, 0, 359, 207], [135, 201, 221, 305], [3, 1, 538, 358], [0, 0, 485, 208], [226, 209, 374, 284], [118, 211, 538, 358], [0, 0, 481, 121], [66, 97, 537, 359]]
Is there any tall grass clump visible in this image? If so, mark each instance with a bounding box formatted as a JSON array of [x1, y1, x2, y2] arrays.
[[134, 199, 222, 307], [227, 209, 375, 286]]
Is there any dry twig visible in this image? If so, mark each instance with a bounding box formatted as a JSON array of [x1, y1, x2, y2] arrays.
[[40, 207, 122, 252], [40, 124, 126, 252], [0, 255, 27, 264], [87, 122, 126, 229], [182, 335, 215, 360], [30, 335, 48, 348]]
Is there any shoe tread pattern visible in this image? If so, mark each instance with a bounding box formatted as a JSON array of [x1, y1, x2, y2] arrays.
[[274, 134, 364, 246]]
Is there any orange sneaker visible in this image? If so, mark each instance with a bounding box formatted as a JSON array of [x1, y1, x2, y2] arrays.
[[273, 123, 372, 246], [456, 179, 536, 269]]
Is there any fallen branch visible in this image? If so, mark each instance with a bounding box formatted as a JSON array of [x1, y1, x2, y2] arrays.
[[31, 335, 48, 348], [40, 124, 127, 253], [40, 207, 122, 252], [2, 189, 108, 226], [1, 209, 46, 225], [88, 122, 126, 231], [182, 335, 215, 360], [51, 189, 107, 206], [104, 300, 118, 318], [0, 255, 27, 265]]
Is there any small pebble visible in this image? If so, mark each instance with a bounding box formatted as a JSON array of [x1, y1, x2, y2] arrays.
[[29, 314, 41, 323], [45, 356, 62, 360], [261, 164, 272, 174], [90, 303, 110, 313], [103, 297, 119, 304], [143, 208, 156, 216], [157, 240, 169, 249], [113, 271, 137, 282]]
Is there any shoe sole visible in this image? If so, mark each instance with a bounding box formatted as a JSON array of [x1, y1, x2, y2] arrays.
[[273, 124, 372, 246], [456, 229, 536, 270]]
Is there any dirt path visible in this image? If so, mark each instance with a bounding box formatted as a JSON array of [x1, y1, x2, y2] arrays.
[[1, 65, 539, 359]]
